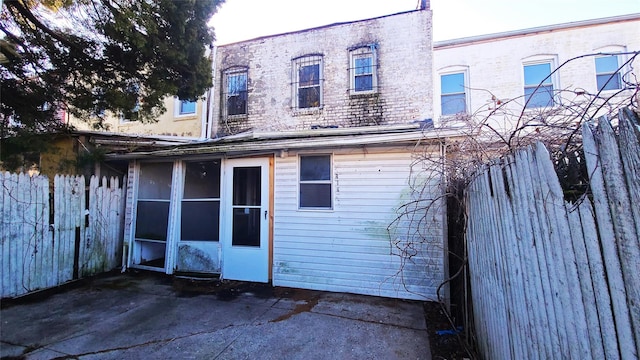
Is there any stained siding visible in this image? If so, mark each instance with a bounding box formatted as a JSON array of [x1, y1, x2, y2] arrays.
[[272, 148, 446, 300]]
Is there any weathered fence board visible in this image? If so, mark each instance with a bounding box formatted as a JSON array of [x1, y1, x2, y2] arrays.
[[1, 174, 125, 298], [466, 108, 640, 359]]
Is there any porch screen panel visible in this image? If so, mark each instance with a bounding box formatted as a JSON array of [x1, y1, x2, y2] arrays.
[[181, 160, 221, 241], [135, 162, 173, 241]]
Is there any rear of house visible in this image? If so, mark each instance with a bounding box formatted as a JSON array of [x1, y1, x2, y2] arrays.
[[114, 7, 450, 301]]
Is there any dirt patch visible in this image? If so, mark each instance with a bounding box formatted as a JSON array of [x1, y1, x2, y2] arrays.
[[423, 301, 474, 360]]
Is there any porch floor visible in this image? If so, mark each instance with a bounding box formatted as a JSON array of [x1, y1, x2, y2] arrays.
[[1, 272, 432, 359]]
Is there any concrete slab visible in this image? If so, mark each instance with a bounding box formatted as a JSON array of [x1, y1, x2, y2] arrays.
[[0, 273, 431, 359]]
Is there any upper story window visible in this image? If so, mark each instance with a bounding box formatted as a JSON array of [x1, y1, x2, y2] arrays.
[[293, 55, 323, 109], [299, 154, 332, 209], [595, 55, 622, 91], [349, 45, 378, 94], [178, 100, 196, 115], [223, 67, 248, 117], [440, 72, 467, 115], [523, 61, 556, 108]]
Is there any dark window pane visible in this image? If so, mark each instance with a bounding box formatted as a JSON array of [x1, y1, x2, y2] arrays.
[[298, 87, 320, 108], [524, 63, 552, 85], [227, 91, 247, 115], [233, 167, 261, 206], [184, 161, 220, 199], [355, 75, 373, 91], [181, 201, 220, 241], [300, 184, 332, 208], [300, 155, 330, 181], [441, 93, 466, 115], [135, 201, 169, 240], [138, 163, 172, 199], [232, 208, 260, 246], [525, 85, 554, 108], [597, 73, 622, 91], [299, 64, 319, 86], [441, 73, 465, 94]]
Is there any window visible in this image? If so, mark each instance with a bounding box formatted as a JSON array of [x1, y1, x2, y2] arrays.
[[181, 160, 221, 241], [350, 46, 378, 93], [440, 72, 467, 115], [293, 55, 323, 109], [299, 155, 332, 209], [224, 68, 248, 116], [179, 100, 197, 115], [523, 62, 555, 108], [595, 55, 622, 91]]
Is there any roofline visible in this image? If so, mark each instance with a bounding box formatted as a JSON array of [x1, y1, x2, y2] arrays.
[[434, 13, 640, 49], [215, 9, 426, 46], [105, 127, 466, 160]]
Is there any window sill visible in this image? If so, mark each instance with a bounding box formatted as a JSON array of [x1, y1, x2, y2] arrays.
[[297, 207, 334, 212], [292, 107, 323, 116], [225, 114, 248, 121], [174, 113, 197, 121], [349, 91, 379, 99]]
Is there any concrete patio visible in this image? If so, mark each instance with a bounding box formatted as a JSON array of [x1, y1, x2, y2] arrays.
[[1, 272, 431, 359]]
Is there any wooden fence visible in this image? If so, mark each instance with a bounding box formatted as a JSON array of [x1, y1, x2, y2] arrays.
[[465, 108, 639, 359], [1, 173, 125, 298]]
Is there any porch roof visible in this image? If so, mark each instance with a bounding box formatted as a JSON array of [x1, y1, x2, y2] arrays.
[[103, 123, 466, 160]]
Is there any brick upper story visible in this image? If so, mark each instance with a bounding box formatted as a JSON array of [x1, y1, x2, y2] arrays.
[[212, 9, 433, 136]]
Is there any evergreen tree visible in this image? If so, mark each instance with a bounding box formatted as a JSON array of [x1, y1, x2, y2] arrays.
[[0, 0, 223, 167]]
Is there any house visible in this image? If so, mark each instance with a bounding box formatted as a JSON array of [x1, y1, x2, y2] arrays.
[[433, 13, 640, 132], [107, 4, 453, 301], [65, 8, 639, 302]]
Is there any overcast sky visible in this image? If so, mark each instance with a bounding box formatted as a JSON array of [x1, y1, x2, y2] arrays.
[[210, 0, 640, 45]]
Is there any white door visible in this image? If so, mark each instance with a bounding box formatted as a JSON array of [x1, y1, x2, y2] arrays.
[[222, 158, 270, 282]]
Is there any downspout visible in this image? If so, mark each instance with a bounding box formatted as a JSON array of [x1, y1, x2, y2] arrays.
[[201, 45, 218, 140]]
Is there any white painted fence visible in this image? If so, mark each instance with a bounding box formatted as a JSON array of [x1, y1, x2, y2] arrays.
[[1, 173, 125, 298], [466, 108, 640, 359]]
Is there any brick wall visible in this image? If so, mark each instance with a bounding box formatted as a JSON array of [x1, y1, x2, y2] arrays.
[[214, 9, 433, 136]]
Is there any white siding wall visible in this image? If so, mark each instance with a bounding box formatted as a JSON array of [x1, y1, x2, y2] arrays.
[[273, 148, 446, 300]]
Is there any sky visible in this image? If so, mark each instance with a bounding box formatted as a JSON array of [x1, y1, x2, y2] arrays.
[[209, 0, 640, 45]]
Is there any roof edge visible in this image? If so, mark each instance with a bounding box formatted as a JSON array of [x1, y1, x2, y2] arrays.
[[434, 13, 640, 48]]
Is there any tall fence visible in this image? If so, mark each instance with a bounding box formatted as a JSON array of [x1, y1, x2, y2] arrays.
[[465, 108, 640, 359], [1, 173, 125, 298]]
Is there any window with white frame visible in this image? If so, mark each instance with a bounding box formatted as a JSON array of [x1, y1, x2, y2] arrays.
[[523, 61, 555, 108], [440, 72, 467, 115], [293, 55, 323, 109], [595, 55, 622, 91], [223, 68, 248, 116], [349, 46, 378, 93], [299, 155, 332, 209]]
